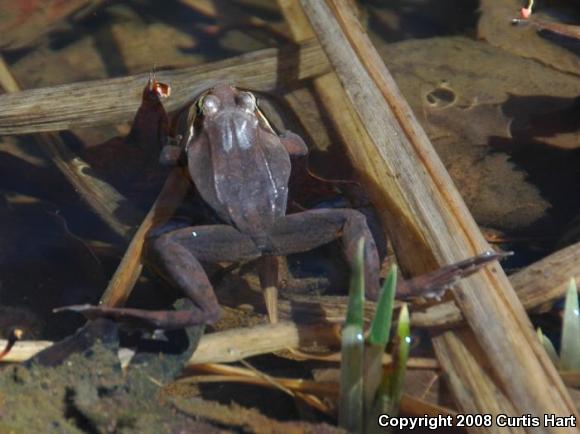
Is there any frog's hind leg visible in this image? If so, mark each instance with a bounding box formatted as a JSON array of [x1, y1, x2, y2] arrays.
[[267, 208, 381, 300], [58, 225, 261, 330]]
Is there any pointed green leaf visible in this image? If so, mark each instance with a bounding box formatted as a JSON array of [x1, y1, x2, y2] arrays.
[[537, 328, 559, 367], [368, 265, 397, 347], [382, 303, 411, 416]]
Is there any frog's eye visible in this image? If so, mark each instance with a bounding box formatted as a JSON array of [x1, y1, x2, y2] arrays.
[[236, 91, 256, 112], [200, 95, 220, 116]]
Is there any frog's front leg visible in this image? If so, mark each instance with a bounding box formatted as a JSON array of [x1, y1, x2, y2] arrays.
[[60, 225, 262, 329], [279, 130, 309, 157]]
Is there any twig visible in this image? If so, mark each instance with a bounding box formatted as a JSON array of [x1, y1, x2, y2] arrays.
[[188, 321, 340, 366], [0, 40, 329, 135], [180, 363, 456, 418], [0, 321, 339, 365]]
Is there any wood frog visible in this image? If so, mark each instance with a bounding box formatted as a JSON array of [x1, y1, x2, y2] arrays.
[[61, 82, 506, 329]]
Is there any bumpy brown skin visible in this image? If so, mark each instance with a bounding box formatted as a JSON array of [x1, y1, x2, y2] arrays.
[[61, 83, 504, 330]]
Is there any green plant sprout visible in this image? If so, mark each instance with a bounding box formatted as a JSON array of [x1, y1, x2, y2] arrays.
[[339, 238, 410, 434]]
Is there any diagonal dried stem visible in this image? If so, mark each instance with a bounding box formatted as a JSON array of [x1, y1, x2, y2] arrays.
[[100, 167, 190, 307]]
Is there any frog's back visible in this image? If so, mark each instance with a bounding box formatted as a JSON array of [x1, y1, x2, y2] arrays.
[[188, 111, 291, 242]]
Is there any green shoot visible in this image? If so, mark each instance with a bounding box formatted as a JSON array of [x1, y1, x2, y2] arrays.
[[364, 265, 397, 433], [560, 278, 580, 371], [382, 304, 411, 416], [339, 238, 365, 432], [537, 328, 559, 366]]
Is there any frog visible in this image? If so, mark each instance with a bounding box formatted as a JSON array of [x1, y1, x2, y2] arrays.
[[60, 82, 506, 330]]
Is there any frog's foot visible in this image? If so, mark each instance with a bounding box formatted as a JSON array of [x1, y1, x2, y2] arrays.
[[266, 208, 381, 300], [397, 251, 513, 300], [53, 304, 215, 331]]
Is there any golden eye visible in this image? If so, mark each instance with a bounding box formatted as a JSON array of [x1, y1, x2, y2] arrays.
[[199, 95, 220, 115], [236, 91, 256, 112]]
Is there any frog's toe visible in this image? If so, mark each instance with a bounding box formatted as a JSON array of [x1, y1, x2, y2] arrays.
[[53, 304, 106, 320], [53, 304, 96, 314]]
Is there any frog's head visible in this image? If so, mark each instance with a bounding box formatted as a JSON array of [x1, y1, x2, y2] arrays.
[[194, 84, 260, 152]]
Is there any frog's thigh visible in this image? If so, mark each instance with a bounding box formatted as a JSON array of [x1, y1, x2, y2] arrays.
[[268, 209, 380, 299], [151, 224, 261, 262]]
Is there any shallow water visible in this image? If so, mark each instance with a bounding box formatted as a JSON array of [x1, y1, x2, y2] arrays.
[[0, 0, 578, 420]]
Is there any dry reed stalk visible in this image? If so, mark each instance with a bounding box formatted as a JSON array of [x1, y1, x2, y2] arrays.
[[0, 323, 436, 371], [0, 55, 139, 237], [432, 330, 525, 434], [298, 0, 576, 426], [0, 339, 52, 362], [0, 321, 340, 365], [188, 321, 341, 365], [100, 167, 190, 306], [0, 41, 329, 135], [509, 241, 580, 313]]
